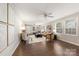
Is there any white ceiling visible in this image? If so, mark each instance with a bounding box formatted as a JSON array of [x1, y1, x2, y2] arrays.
[[12, 3, 79, 25]]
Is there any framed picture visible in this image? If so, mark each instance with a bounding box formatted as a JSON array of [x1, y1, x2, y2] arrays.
[[46, 25, 52, 32]]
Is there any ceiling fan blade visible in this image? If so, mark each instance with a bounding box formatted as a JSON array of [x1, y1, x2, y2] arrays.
[[38, 9, 46, 15], [37, 9, 54, 18], [48, 13, 52, 15], [47, 16, 54, 17]]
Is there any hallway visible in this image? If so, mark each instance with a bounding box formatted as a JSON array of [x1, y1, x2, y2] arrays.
[[13, 40, 79, 56]]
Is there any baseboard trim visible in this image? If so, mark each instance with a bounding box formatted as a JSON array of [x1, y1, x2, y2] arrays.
[[11, 41, 20, 56], [0, 40, 20, 56], [59, 39, 79, 46]]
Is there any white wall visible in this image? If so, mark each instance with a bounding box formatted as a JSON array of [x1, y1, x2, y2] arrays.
[[0, 3, 21, 56], [49, 12, 79, 46]]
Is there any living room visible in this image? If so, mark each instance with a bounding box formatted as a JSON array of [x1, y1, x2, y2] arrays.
[[0, 3, 79, 56]]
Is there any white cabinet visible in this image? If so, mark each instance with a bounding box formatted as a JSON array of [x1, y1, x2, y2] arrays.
[[8, 5, 15, 25], [8, 25, 14, 45], [0, 3, 16, 53], [0, 3, 7, 22], [0, 3, 7, 52], [0, 23, 7, 52]]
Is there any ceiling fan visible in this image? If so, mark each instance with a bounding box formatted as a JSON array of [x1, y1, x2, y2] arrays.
[[43, 12, 54, 18], [39, 9, 54, 18]]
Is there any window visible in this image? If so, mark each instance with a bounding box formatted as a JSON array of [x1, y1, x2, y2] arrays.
[[56, 22, 62, 33], [65, 19, 76, 35]]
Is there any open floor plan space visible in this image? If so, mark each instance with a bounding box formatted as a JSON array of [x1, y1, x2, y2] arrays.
[[1, 3, 79, 56]]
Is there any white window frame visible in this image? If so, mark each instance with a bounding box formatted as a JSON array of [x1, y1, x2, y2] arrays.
[[56, 22, 63, 34], [65, 18, 77, 36]]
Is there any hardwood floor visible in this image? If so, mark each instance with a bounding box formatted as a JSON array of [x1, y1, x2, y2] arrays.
[[13, 40, 79, 56]]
